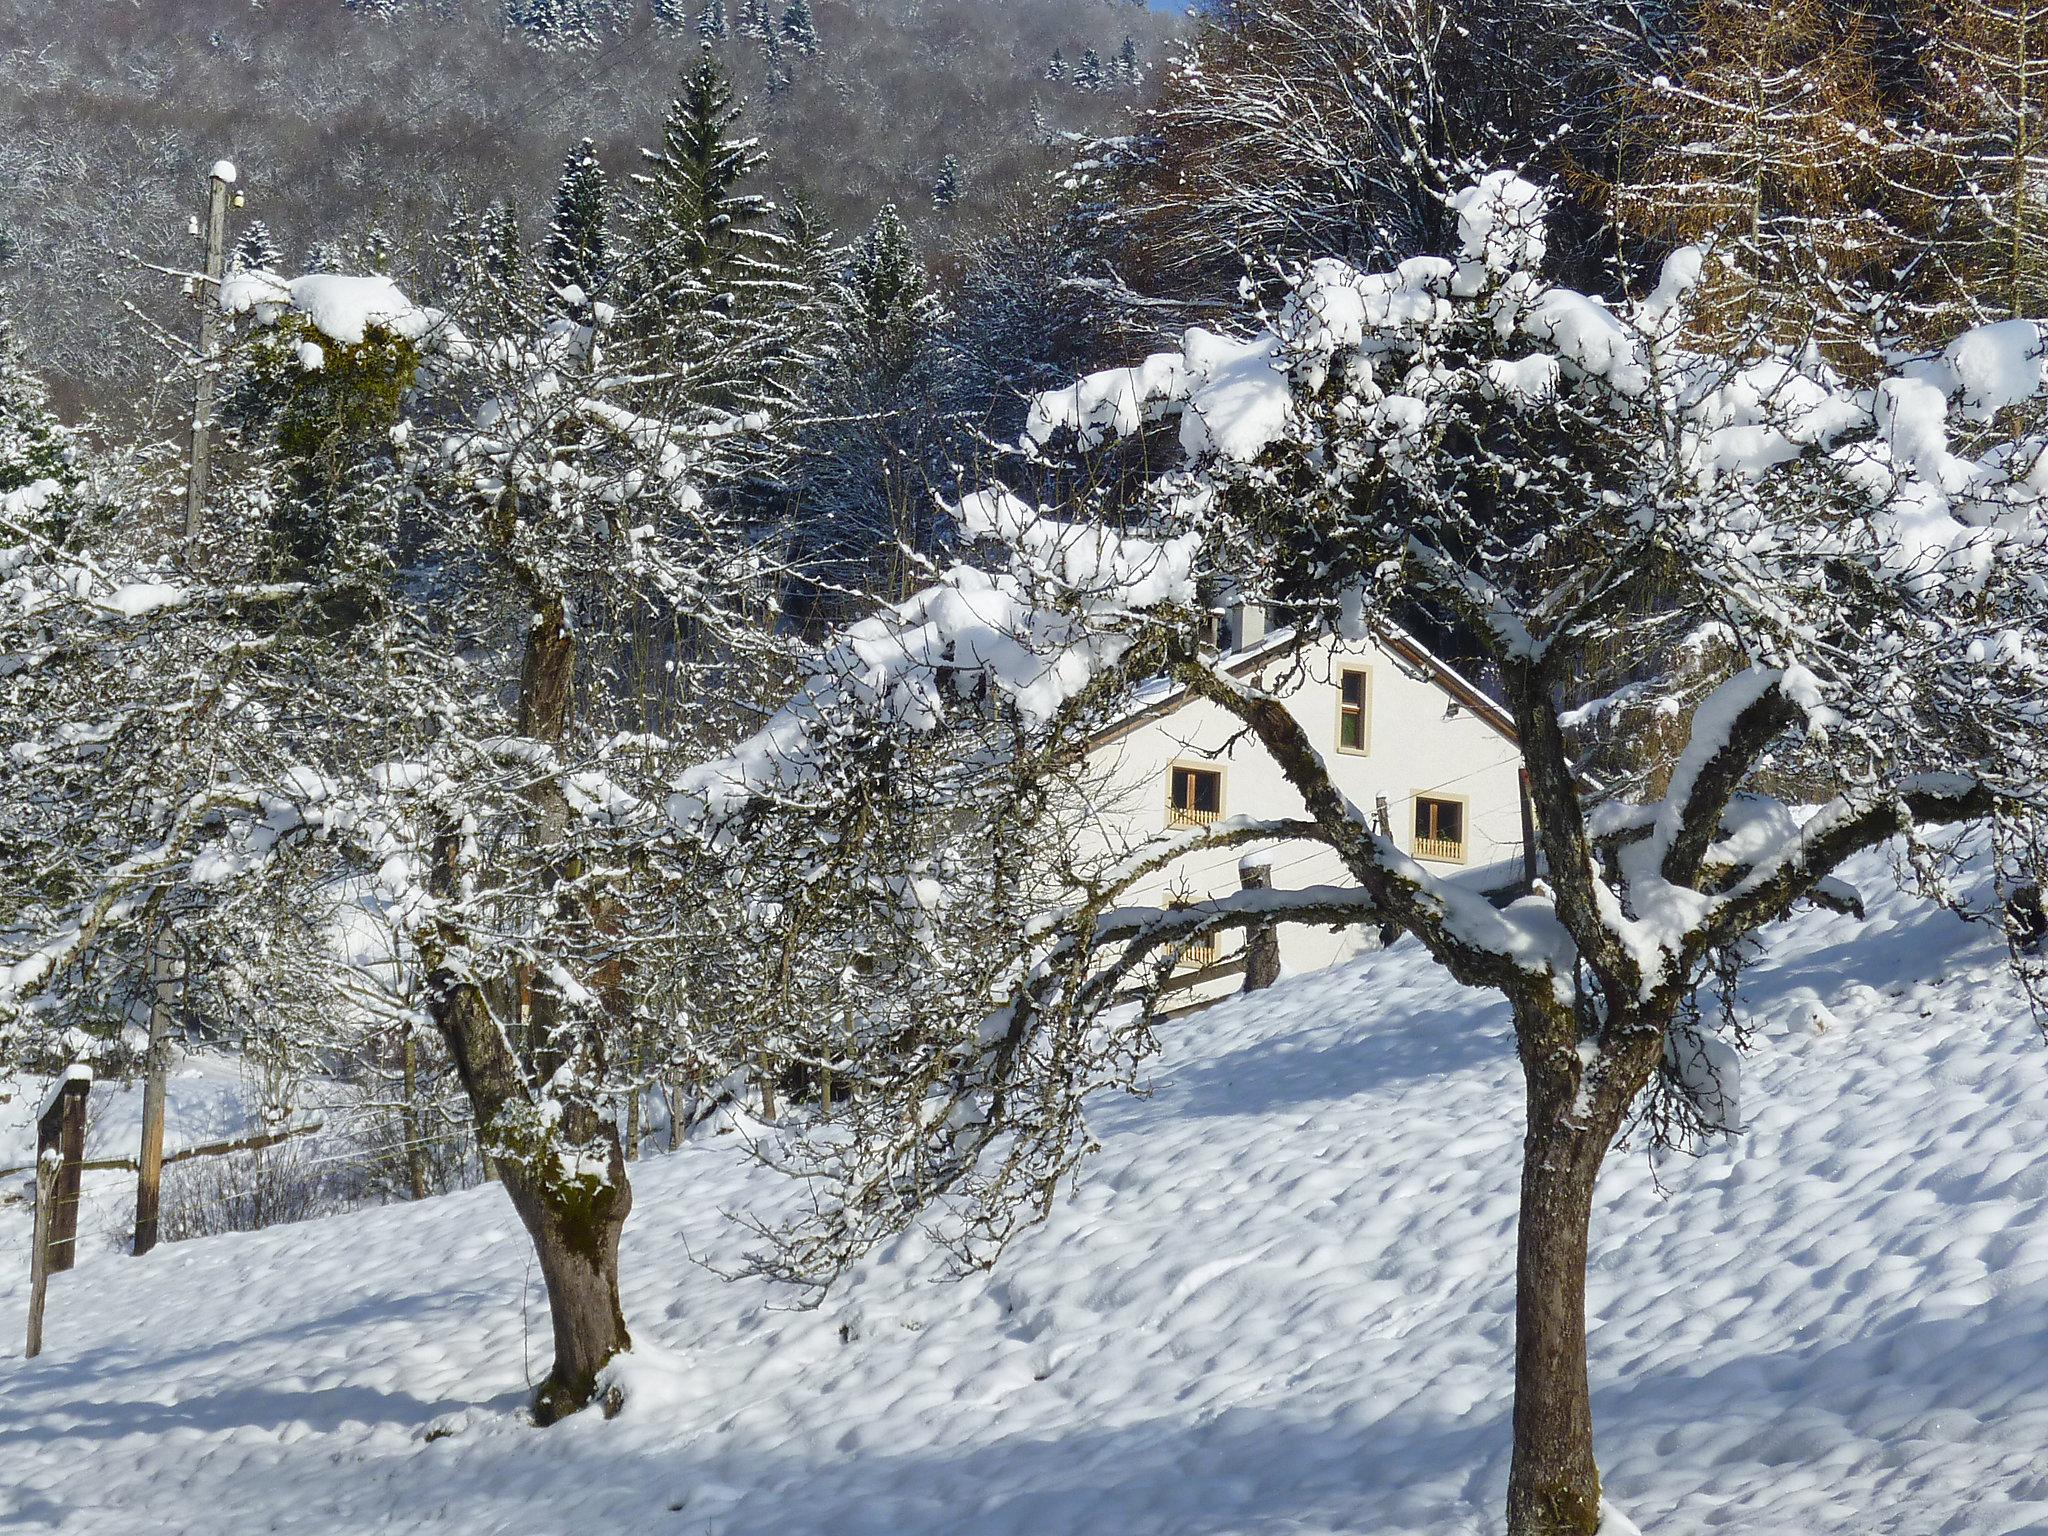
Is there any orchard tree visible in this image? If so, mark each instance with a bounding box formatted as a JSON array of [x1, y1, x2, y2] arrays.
[[688, 175, 2048, 1533], [1, 262, 785, 1423]]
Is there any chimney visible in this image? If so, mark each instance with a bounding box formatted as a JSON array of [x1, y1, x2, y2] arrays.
[[1229, 599, 1267, 651]]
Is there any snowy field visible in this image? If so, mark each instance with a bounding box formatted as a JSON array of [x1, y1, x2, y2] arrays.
[[4, 850, 2047, 1535]]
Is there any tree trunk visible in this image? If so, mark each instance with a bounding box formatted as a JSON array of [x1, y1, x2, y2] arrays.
[[1505, 1000, 1664, 1536], [430, 952, 635, 1423], [1506, 1111, 1608, 1536], [497, 1142, 633, 1425]]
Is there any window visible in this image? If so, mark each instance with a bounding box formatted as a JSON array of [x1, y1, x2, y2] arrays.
[[1167, 765, 1223, 828], [1413, 794, 1467, 863], [1337, 667, 1371, 754]]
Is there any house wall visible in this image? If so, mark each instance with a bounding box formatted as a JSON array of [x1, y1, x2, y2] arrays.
[[1080, 631, 1526, 1001]]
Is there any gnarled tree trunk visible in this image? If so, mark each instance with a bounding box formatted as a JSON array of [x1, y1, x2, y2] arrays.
[[426, 913, 634, 1424], [1505, 1000, 1663, 1536]]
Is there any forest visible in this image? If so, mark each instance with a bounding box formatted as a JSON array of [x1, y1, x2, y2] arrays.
[[6, 3, 2048, 1535]]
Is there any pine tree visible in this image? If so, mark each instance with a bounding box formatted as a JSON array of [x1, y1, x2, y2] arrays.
[[231, 220, 283, 273], [1117, 36, 1142, 89], [781, 0, 818, 54], [735, 0, 768, 38], [546, 139, 611, 313], [695, 0, 727, 38], [931, 155, 963, 209], [1045, 48, 1067, 83], [0, 316, 74, 507], [1075, 47, 1108, 92], [651, 0, 688, 30]]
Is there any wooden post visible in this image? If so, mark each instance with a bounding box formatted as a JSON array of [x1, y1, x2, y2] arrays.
[[1240, 857, 1282, 992], [25, 1150, 56, 1358], [134, 927, 179, 1255], [401, 1033, 430, 1200], [185, 162, 234, 540], [39, 1070, 90, 1275]]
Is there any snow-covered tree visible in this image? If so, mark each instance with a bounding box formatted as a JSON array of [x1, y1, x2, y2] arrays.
[[781, 0, 818, 55], [1045, 47, 1067, 83], [930, 154, 962, 209], [694, 0, 726, 37], [230, 220, 283, 275], [1, 262, 791, 1424], [691, 175, 2048, 1534], [545, 139, 610, 315], [618, 51, 814, 439], [0, 317, 75, 506], [1909, 0, 2048, 328], [1074, 47, 1108, 92], [1116, 35, 1142, 89], [1603, 0, 1895, 368]]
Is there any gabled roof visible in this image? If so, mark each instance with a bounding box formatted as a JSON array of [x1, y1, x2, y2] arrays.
[[1087, 619, 1521, 752]]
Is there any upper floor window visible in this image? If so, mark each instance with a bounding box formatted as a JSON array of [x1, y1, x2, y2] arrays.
[[1168, 764, 1223, 828], [1338, 667, 1372, 754], [1413, 794, 1467, 863]]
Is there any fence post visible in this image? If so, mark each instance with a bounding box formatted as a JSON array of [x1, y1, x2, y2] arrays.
[[25, 1149, 56, 1358], [39, 1069, 90, 1275], [26, 1067, 91, 1356]]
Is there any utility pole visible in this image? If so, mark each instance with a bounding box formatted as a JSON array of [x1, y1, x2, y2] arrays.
[[185, 160, 235, 541]]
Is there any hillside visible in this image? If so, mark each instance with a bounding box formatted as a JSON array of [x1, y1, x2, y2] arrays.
[[5, 846, 2045, 1535], [0, 0, 1180, 412]]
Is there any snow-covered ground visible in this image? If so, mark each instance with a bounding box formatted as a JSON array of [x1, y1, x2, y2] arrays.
[[4, 852, 2047, 1534]]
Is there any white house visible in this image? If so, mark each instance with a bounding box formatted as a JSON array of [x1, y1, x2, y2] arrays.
[[1081, 603, 1530, 1003]]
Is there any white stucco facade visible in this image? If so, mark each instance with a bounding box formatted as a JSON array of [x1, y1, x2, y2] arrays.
[[1080, 620, 1528, 1001]]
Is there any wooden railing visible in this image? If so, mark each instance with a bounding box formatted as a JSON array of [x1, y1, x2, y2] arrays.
[[1414, 834, 1466, 863], [1167, 804, 1222, 829]]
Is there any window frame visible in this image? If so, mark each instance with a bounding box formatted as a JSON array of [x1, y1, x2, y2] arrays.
[[1166, 761, 1226, 828], [1335, 665, 1373, 755], [1411, 791, 1470, 864]]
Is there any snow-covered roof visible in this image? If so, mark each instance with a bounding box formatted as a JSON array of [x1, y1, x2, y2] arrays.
[[1088, 618, 1519, 752]]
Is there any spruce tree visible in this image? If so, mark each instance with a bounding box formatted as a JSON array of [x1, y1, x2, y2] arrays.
[[651, 0, 688, 30], [1117, 36, 1141, 88], [546, 139, 611, 313], [0, 316, 74, 506], [231, 220, 283, 273], [781, 0, 818, 54], [620, 50, 809, 430], [1075, 47, 1107, 92], [931, 155, 962, 209], [696, 0, 727, 38], [1045, 48, 1067, 83]]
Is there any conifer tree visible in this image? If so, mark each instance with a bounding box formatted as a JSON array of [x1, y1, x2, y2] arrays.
[[651, 0, 688, 30], [1117, 36, 1142, 88], [620, 50, 811, 439], [546, 139, 611, 313], [1075, 47, 1108, 92], [1605, 0, 1893, 366], [1046, 48, 1067, 83], [695, 0, 727, 38], [931, 155, 963, 208], [1909, 0, 2048, 326], [0, 317, 73, 508], [781, 0, 818, 55], [231, 220, 283, 273]]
